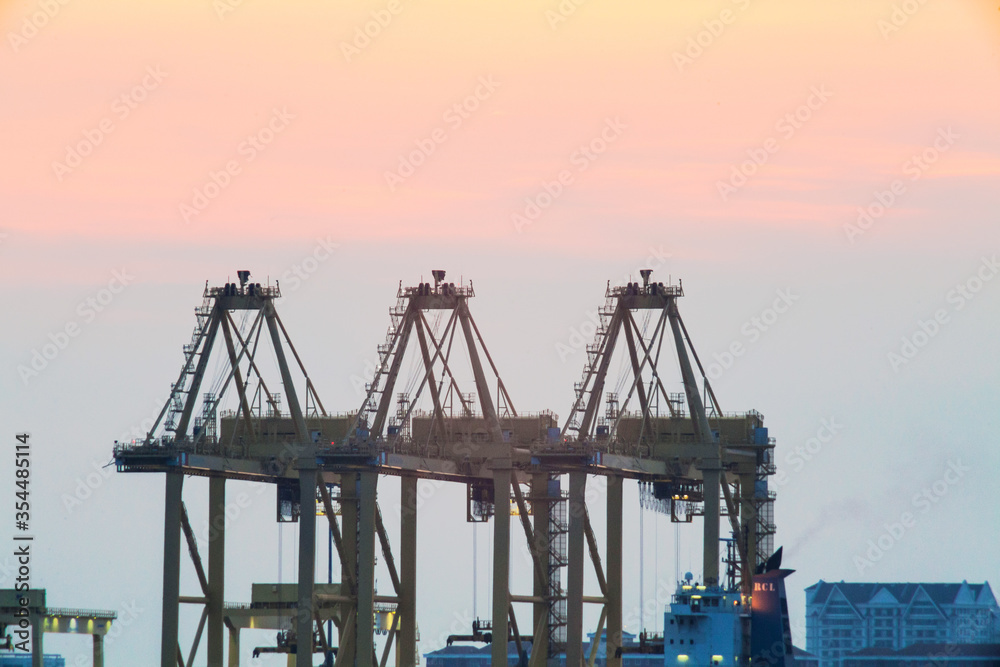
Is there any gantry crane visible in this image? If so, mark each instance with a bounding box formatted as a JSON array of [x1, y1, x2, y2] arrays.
[[114, 269, 776, 667]]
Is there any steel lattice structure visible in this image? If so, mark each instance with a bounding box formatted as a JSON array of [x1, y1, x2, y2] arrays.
[[115, 269, 776, 667]]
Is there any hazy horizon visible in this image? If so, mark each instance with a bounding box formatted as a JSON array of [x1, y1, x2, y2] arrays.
[[2, 0, 999, 664]]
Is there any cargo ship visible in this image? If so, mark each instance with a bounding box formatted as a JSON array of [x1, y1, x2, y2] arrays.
[[651, 548, 798, 667]]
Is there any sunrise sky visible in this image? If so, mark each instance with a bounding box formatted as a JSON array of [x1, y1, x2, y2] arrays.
[[2, 0, 1000, 664]]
